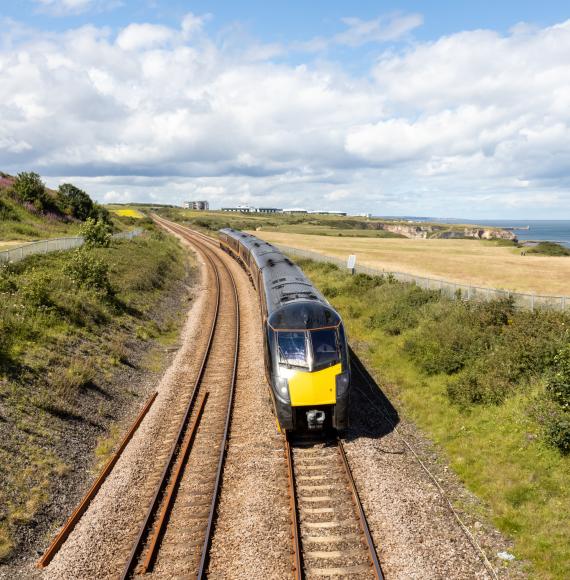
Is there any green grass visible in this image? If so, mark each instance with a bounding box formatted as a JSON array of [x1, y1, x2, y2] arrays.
[[0, 227, 190, 561], [526, 242, 570, 257], [151, 207, 509, 239], [298, 259, 569, 579]]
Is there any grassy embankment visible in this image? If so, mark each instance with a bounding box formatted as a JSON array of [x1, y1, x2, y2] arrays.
[[253, 231, 570, 297], [298, 260, 569, 579], [0, 211, 191, 560]]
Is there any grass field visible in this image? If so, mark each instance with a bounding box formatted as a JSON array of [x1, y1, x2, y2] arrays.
[[252, 231, 570, 296]]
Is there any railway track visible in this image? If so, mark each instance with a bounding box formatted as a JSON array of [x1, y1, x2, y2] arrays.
[[157, 218, 384, 579], [286, 437, 384, 579], [122, 218, 240, 578]]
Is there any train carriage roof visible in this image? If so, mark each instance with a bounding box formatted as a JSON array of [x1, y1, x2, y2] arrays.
[[220, 228, 341, 330]]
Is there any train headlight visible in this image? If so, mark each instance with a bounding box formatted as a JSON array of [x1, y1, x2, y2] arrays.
[[335, 372, 350, 397], [276, 376, 290, 403]]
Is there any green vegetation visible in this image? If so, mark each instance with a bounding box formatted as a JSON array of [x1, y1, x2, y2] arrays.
[[297, 259, 569, 578], [526, 241, 570, 256], [0, 227, 190, 561], [0, 172, 114, 242]]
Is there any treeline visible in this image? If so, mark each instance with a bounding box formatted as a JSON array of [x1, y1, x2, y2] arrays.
[[1, 171, 109, 224]]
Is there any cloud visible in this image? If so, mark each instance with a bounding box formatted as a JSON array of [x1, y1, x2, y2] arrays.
[[2, 14, 570, 217], [294, 13, 422, 53], [33, 0, 122, 16], [116, 23, 175, 50], [335, 13, 423, 47]]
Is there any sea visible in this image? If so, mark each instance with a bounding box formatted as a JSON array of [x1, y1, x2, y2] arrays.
[[376, 218, 570, 247]]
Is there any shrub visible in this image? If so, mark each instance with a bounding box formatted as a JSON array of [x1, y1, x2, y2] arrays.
[[405, 303, 489, 374], [546, 344, 570, 410], [11, 172, 48, 211], [80, 218, 111, 248], [0, 198, 18, 221], [545, 410, 570, 454], [367, 284, 440, 336], [526, 242, 570, 257], [58, 183, 94, 221], [19, 269, 52, 309], [64, 249, 113, 294]]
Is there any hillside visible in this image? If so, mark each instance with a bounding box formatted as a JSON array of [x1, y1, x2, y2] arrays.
[[0, 172, 120, 242], [0, 174, 196, 563]]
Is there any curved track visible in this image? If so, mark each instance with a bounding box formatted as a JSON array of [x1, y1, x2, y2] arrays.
[[122, 217, 240, 579]]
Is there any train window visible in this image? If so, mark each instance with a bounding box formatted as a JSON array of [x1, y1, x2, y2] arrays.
[[277, 331, 308, 369], [310, 329, 340, 369]]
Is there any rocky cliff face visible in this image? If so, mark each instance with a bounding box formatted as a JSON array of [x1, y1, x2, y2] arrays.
[[377, 223, 517, 242]]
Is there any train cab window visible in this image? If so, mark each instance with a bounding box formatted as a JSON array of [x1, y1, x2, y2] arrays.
[[277, 331, 309, 369], [310, 328, 340, 369]]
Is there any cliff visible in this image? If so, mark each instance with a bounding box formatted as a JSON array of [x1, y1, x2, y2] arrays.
[[376, 222, 517, 242]]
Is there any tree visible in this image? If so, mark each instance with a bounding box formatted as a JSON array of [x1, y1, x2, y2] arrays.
[[58, 183, 94, 221], [12, 172, 47, 210], [80, 218, 111, 248]]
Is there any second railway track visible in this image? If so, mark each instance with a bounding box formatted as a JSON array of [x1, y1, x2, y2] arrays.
[[122, 218, 240, 578]]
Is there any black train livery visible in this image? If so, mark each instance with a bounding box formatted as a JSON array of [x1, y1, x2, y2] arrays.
[[219, 228, 350, 432]]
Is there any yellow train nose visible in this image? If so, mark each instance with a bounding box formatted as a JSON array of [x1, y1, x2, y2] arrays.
[[287, 363, 341, 406]]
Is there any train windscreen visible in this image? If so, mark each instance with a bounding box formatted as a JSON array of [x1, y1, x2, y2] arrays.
[[277, 331, 309, 368], [310, 328, 340, 369]]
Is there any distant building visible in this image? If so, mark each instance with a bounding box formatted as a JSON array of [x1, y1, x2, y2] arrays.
[[309, 210, 347, 216], [255, 207, 281, 214], [221, 205, 252, 213], [282, 208, 308, 214], [183, 200, 209, 211]]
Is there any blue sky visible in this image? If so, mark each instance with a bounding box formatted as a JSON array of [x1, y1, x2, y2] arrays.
[[1, 0, 570, 218]]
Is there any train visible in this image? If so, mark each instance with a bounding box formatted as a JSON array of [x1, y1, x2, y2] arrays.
[[219, 228, 350, 433]]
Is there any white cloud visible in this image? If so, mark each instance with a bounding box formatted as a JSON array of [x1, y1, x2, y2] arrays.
[[2, 14, 570, 218], [116, 23, 175, 51], [33, 0, 121, 16]]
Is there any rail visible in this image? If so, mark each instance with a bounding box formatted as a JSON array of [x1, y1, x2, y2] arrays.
[[0, 229, 143, 264], [275, 244, 570, 312], [120, 217, 240, 578], [285, 435, 384, 579]]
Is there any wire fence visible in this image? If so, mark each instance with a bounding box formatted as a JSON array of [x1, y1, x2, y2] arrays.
[[276, 244, 570, 313], [0, 229, 143, 264]]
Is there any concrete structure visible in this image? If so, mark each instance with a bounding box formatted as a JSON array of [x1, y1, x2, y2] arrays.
[[183, 200, 209, 210], [282, 208, 308, 214], [221, 206, 282, 214], [308, 210, 347, 216], [221, 205, 252, 213]]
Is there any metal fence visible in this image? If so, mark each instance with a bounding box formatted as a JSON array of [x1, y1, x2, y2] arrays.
[[0, 229, 143, 264], [276, 244, 570, 313]]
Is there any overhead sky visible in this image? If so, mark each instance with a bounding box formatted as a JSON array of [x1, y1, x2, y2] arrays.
[[1, 1, 569, 218]]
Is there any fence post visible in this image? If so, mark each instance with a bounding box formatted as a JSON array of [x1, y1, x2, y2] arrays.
[[531, 294, 534, 312]]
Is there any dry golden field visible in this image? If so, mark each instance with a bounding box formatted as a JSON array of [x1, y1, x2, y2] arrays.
[[252, 231, 570, 296]]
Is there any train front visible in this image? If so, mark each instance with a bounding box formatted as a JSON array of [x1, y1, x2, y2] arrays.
[[268, 301, 350, 433]]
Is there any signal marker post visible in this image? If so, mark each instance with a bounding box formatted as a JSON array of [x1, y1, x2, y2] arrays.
[[347, 254, 356, 275]]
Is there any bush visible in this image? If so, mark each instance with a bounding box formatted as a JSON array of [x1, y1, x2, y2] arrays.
[[405, 302, 489, 374], [0, 198, 18, 221], [545, 410, 570, 454], [80, 218, 111, 248], [58, 183, 94, 221], [11, 172, 48, 211], [526, 242, 570, 257], [64, 249, 113, 294], [546, 344, 570, 409], [367, 284, 440, 336], [19, 269, 52, 309]]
